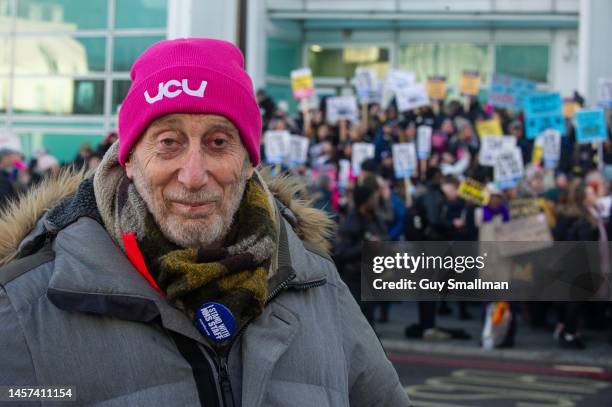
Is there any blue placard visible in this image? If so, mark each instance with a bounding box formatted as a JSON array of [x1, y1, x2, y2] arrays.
[[195, 302, 236, 343], [489, 73, 537, 110], [575, 109, 607, 143], [523, 92, 565, 139]]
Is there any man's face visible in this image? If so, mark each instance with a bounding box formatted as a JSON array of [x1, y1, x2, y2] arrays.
[[125, 114, 254, 248]]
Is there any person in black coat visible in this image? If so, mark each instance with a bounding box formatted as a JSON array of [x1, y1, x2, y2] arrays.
[[0, 148, 21, 211]]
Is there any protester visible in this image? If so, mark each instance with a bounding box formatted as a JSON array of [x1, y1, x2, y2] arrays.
[[0, 38, 409, 406]]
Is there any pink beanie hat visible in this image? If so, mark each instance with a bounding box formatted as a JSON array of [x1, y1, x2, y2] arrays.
[[118, 38, 262, 166]]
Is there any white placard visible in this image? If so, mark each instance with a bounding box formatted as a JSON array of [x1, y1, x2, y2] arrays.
[[287, 135, 309, 167], [338, 159, 351, 188], [326, 95, 358, 124], [354, 67, 378, 103], [395, 83, 430, 112], [539, 129, 561, 168], [479, 136, 517, 167], [494, 146, 524, 183], [392, 143, 417, 179], [385, 69, 416, 93], [0, 128, 22, 153], [416, 125, 432, 159], [351, 142, 375, 176], [599, 78, 612, 108], [264, 130, 291, 164]]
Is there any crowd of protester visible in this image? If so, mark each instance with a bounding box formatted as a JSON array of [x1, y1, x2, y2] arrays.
[[1, 88, 611, 351], [258, 88, 612, 350]]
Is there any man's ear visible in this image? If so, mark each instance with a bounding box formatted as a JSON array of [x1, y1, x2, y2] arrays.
[[125, 155, 134, 180]]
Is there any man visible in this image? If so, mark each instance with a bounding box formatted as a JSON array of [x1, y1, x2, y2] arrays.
[[0, 39, 408, 406], [0, 148, 20, 210]]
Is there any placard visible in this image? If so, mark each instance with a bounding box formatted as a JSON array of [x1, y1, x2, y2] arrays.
[[509, 198, 541, 219], [290, 68, 314, 100], [287, 135, 310, 167], [426, 75, 447, 100], [575, 108, 607, 143], [264, 130, 291, 164], [458, 178, 489, 205], [351, 142, 375, 176], [479, 136, 516, 167], [494, 147, 524, 184], [523, 92, 565, 139], [538, 129, 561, 168], [416, 125, 432, 159], [495, 214, 553, 257], [476, 118, 503, 137], [599, 78, 612, 109], [459, 70, 481, 96], [326, 96, 358, 124], [338, 159, 351, 189], [395, 83, 430, 112], [392, 143, 417, 179], [354, 67, 378, 103], [488, 73, 536, 110], [385, 69, 416, 93]]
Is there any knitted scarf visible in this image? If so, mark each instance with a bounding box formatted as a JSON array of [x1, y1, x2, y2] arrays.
[[93, 143, 278, 342]]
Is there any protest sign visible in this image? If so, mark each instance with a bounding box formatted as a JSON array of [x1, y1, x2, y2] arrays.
[[476, 118, 503, 137], [509, 198, 541, 219], [537, 129, 561, 168], [395, 83, 430, 112], [459, 70, 481, 96], [575, 108, 607, 143], [290, 68, 314, 100], [326, 96, 358, 124], [479, 136, 516, 167], [599, 78, 612, 108], [563, 99, 580, 118], [354, 67, 378, 103], [338, 159, 351, 189], [287, 135, 309, 167], [351, 142, 375, 176], [392, 143, 417, 179], [495, 214, 553, 257], [426, 75, 447, 100], [385, 69, 416, 93], [494, 146, 524, 184], [523, 92, 565, 139], [264, 130, 291, 164], [488, 73, 537, 110], [416, 125, 432, 159], [458, 178, 489, 205], [0, 129, 22, 153]]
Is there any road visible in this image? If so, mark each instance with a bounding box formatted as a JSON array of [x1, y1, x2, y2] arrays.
[[391, 351, 612, 407]]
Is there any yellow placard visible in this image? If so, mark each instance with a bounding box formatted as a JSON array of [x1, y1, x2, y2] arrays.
[[426, 76, 447, 100], [459, 71, 481, 96], [458, 178, 489, 205], [475, 118, 503, 137], [531, 145, 543, 166], [291, 68, 314, 100], [563, 101, 580, 118]]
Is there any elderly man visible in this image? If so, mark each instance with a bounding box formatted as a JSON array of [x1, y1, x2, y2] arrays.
[[0, 39, 408, 406]]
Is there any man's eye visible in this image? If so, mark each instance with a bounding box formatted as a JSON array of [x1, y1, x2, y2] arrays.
[[160, 139, 178, 147], [212, 138, 227, 147]]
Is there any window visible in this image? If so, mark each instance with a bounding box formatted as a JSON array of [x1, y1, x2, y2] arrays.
[[495, 45, 549, 83], [14, 36, 106, 75], [13, 78, 104, 115], [308, 46, 390, 78], [16, 0, 108, 31], [113, 35, 165, 71], [398, 43, 491, 85], [112, 79, 131, 113], [115, 0, 167, 29], [267, 38, 301, 77]]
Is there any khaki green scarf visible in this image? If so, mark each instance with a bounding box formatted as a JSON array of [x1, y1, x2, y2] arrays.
[[93, 142, 278, 342]]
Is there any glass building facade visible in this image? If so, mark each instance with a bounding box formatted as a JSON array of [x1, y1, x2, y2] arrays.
[[0, 0, 167, 162]]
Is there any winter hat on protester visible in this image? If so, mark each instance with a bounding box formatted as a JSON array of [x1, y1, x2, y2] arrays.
[[117, 38, 262, 166]]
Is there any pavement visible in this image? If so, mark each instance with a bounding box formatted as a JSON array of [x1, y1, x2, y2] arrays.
[[376, 301, 612, 368], [378, 302, 612, 406]]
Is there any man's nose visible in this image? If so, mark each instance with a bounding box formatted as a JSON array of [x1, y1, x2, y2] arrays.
[[177, 147, 208, 190]]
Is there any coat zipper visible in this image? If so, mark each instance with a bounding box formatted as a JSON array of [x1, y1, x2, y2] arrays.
[[212, 272, 327, 406]]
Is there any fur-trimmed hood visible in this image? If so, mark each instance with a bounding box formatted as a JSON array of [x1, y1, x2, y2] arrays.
[[0, 168, 335, 267]]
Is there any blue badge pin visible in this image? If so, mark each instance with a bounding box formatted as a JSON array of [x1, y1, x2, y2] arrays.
[[195, 302, 236, 343]]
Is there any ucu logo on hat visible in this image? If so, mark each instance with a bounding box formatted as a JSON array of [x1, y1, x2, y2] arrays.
[[144, 79, 208, 104]]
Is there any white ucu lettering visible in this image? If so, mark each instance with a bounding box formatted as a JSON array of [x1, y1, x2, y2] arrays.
[[144, 79, 208, 104]]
